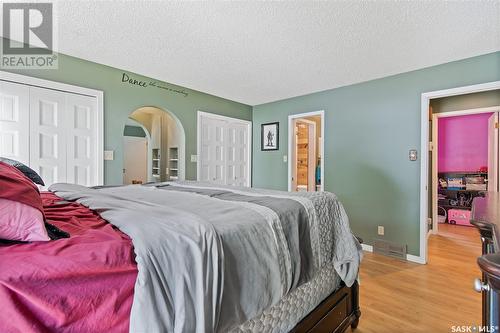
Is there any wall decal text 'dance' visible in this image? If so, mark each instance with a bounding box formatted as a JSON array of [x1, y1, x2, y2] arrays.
[[121, 73, 189, 97]]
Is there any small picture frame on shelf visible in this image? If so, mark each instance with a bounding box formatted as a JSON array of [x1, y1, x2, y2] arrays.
[[261, 122, 279, 151]]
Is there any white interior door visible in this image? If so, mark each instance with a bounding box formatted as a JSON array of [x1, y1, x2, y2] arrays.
[[123, 136, 148, 184], [0, 81, 29, 164], [226, 122, 249, 186], [198, 112, 251, 186], [488, 112, 499, 192], [199, 116, 227, 185], [29, 87, 67, 187], [66, 94, 98, 186]]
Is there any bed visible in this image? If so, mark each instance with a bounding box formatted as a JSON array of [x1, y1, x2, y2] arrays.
[[0, 178, 362, 333]]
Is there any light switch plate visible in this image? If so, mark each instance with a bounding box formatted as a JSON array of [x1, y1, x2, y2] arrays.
[[191, 155, 198, 162], [409, 149, 418, 161], [378, 226, 385, 236], [283, 155, 288, 163], [104, 150, 114, 161]]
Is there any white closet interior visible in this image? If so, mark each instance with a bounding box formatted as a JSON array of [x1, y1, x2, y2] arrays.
[[0, 73, 103, 187], [197, 111, 251, 187]]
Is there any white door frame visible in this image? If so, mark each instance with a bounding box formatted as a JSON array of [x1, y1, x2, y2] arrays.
[[431, 106, 500, 235], [288, 110, 325, 192], [420, 81, 500, 264], [196, 111, 252, 186], [0, 70, 104, 185]]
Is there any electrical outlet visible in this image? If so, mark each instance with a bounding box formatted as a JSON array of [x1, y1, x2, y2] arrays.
[[104, 150, 114, 161], [377, 226, 385, 236]]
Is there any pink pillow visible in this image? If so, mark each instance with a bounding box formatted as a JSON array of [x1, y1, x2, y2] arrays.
[[0, 198, 50, 242]]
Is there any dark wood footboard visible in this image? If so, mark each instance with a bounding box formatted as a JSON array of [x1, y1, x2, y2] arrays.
[[291, 280, 360, 333], [471, 194, 500, 329]]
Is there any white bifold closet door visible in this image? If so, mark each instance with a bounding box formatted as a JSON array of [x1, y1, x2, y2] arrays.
[[0, 80, 98, 187], [226, 122, 249, 187], [66, 94, 98, 186], [0, 81, 30, 165], [199, 117, 227, 185], [198, 112, 251, 187], [29, 87, 68, 185]]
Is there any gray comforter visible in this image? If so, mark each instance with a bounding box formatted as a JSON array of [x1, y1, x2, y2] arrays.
[[49, 181, 361, 333]]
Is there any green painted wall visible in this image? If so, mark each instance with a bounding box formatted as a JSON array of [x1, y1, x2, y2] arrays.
[[2, 41, 252, 184], [252, 52, 500, 255], [123, 125, 146, 138]]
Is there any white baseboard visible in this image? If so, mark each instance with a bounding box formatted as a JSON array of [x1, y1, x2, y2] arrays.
[[361, 243, 426, 264], [406, 254, 426, 264], [361, 244, 373, 252]]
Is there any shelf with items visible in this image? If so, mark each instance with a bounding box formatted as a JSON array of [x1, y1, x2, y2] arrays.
[[438, 203, 472, 211], [438, 190, 485, 211], [439, 171, 488, 192], [438, 171, 487, 220], [168, 147, 179, 181], [152, 149, 161, 178], [440, 189, 485, 193]]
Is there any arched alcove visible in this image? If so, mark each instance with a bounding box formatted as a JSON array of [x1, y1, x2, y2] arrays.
[[123, 106, 186, 184]]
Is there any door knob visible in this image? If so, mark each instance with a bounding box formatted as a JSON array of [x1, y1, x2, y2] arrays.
[[474, 278, 490, 292]]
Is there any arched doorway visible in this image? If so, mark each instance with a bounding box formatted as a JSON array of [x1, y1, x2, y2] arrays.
[[123, 106, 186, 184]]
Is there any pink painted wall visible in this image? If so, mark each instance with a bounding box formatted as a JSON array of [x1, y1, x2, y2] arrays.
[[438, 113, 493, 172]]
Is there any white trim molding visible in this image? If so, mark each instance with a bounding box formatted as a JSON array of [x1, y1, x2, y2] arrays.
[[407, 254, 427, 264], [0, 70, 105, 185], [361, 243, 425, 264], [361, 244, 373, 252], [419, 80, 500, 265], [287, 110, 325, 192]]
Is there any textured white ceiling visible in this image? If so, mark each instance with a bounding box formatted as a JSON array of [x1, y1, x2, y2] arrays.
[[52, 1, 500, 105]]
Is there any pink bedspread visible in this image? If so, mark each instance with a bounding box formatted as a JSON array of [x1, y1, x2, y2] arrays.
[[0, 192, 138, 333]]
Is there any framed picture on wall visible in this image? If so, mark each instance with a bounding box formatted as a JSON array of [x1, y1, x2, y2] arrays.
[[261, 122, 279, 151]]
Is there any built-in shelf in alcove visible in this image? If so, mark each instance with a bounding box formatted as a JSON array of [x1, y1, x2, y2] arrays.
[[152, 148, 161, 178], [168, 147, 179, 181]]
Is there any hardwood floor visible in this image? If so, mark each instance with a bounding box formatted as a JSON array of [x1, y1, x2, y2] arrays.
[[353, 223, 482, 333]]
